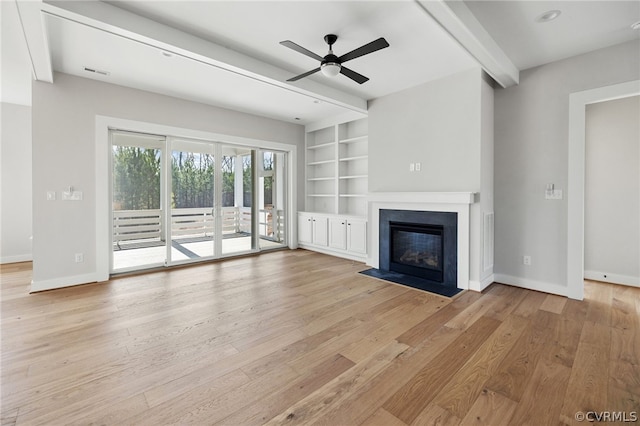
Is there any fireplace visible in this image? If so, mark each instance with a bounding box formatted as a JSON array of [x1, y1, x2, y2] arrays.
[[379, 209, 458, 289], [389, 222, 444, 282]]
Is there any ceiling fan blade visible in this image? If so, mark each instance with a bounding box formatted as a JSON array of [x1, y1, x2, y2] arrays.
[[280, 40, 324, 62], [337, 37, 389, 63], [287, 67, 321, 82], [339, 66, 369, 84]]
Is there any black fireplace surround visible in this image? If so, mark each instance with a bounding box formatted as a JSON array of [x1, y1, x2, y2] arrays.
[[380, 209, 457, 289]]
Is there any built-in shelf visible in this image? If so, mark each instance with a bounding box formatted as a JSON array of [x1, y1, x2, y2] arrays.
[[307, 142, 335, 150], [305, 117, 368, 216], [339, 175, 367, 180], [339, 135, 367, 144], [308, 177, 335, 181], [339, 155, 368, 162], [308, 159, 335, 166]]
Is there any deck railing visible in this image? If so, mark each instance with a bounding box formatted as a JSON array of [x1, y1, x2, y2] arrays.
[[113, 207, 284, 247]]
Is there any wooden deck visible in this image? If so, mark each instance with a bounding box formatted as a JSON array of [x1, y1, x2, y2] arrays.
[[1, 250, 638, 425]]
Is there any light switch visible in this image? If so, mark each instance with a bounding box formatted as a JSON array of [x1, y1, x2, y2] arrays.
[[409, 163, 415, 172], [47, 191, 56, 201], [415, 163, 421, 172]]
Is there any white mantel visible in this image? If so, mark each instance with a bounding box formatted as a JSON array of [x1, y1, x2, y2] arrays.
[[367, 192, 476, 291]]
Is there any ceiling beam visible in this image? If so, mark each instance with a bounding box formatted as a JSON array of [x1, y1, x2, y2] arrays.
[[39, 0, 367, 114], [415, 0, 519, 88], [15, 0, 53, 83]]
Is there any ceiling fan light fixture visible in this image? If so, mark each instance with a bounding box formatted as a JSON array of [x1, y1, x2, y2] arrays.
[[321, 62, 341, 77]]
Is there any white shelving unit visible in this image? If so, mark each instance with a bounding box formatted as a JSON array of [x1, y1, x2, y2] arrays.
[[300, 117, 368, 260]]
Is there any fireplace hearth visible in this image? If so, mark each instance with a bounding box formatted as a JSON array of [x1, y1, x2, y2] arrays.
[[360, 209, 460, 297]]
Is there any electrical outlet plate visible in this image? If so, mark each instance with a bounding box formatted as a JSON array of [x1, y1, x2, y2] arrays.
[[545, 189, 563, 200], [62, 190, 83, 201], [523, 255, 532, 266]]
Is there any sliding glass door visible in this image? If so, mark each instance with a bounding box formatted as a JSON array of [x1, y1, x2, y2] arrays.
[[111, 131, 166, 272], [111, 131, 288, 273]]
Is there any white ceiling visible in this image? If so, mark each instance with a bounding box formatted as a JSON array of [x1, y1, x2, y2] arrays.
[[4, 1, 639, 124], [465, 0, 640, 70]]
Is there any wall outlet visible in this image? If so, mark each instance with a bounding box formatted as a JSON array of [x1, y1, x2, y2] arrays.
[[523, 255, 532, 266], [75, 253, 84, 263], [47, 191, 56, 201]]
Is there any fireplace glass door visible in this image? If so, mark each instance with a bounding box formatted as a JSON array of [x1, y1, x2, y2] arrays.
[[389, 222, 444, 282]]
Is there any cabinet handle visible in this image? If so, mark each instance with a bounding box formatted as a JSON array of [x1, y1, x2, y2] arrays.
[[348, 223, 351, 226], [341, 222, 345, 225]]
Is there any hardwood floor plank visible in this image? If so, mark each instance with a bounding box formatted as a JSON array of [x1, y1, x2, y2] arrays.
[[484, 310, 558, 402], [265, 340, 409, 425], [361, 408, 407, 426], [396, 290, 482, 347], [539, 293, 568, 314], [383, 316, 501, 424], [411, 404, 461, 426], [218, 354, 355, 425], [432, 314, 529, 419], [508, 358, 572, 425], [459, 388, 518, 426], [558, 321, 612, 425]]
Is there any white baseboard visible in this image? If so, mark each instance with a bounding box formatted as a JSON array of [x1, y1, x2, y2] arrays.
[[1, 254, 33, 264], [469, 274, 495, 292], [297, 244, 367, 263], [493, 273, 570, 298], [31, 273, 101, 293], [584, 270, 639, 288]]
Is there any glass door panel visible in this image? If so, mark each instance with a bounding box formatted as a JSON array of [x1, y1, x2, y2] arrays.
[[111, 131, 166, 272], [222, 146, 255, 255], [169, 139, 215, 263], [259, 150, 287, 249]]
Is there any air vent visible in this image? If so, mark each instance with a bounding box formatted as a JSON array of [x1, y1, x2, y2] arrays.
[[83, 67, 110, 76]]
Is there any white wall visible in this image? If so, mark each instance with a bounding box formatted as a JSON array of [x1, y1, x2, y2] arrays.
[[368, 67, 494, 289], [584, 95, 639, 286], [0, 103, 33, 263], [494, 40, 640, 295], [32, 72, 304, 289]]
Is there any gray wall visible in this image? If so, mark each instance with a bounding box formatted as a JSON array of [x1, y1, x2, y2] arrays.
[[494, 40, 640, 290], [32, 72, 304, 287], [368, 68, 482, 193], [584, 95, 639, 286], [0, 103, 32, 263]]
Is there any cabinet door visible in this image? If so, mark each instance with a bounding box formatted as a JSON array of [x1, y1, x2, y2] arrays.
[[328, 218, 347, 250], [298, 213, 313, 244], [347, 219, 367, 254], [312, 216, 329, 247]]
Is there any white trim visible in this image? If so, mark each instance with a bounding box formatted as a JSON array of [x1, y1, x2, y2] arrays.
[[31, 273, 101, 293], [0, 254, 33, 264], [494, 274, 569, 298], [96, 115, 298, 281], [567, 80, 640, 301], [367, 192, 474, 291], [584, 271, 639, 288], [469, 274, 494, 292], [298, 243, 367, 263]]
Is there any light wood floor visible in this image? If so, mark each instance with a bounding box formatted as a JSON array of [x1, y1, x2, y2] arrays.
[[1, 250, 638, 425]]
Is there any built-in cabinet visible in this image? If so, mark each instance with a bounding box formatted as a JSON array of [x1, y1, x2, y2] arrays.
[[300, 116, 369, 261], [298, 212, 367, 260]]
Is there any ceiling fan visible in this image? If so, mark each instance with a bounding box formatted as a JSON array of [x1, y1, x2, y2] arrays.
[[280, 34, 389, 84]]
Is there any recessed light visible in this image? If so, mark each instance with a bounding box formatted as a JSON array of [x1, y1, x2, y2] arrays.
[[535, 10, 562, 23], [632, 21, 640, 30]]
